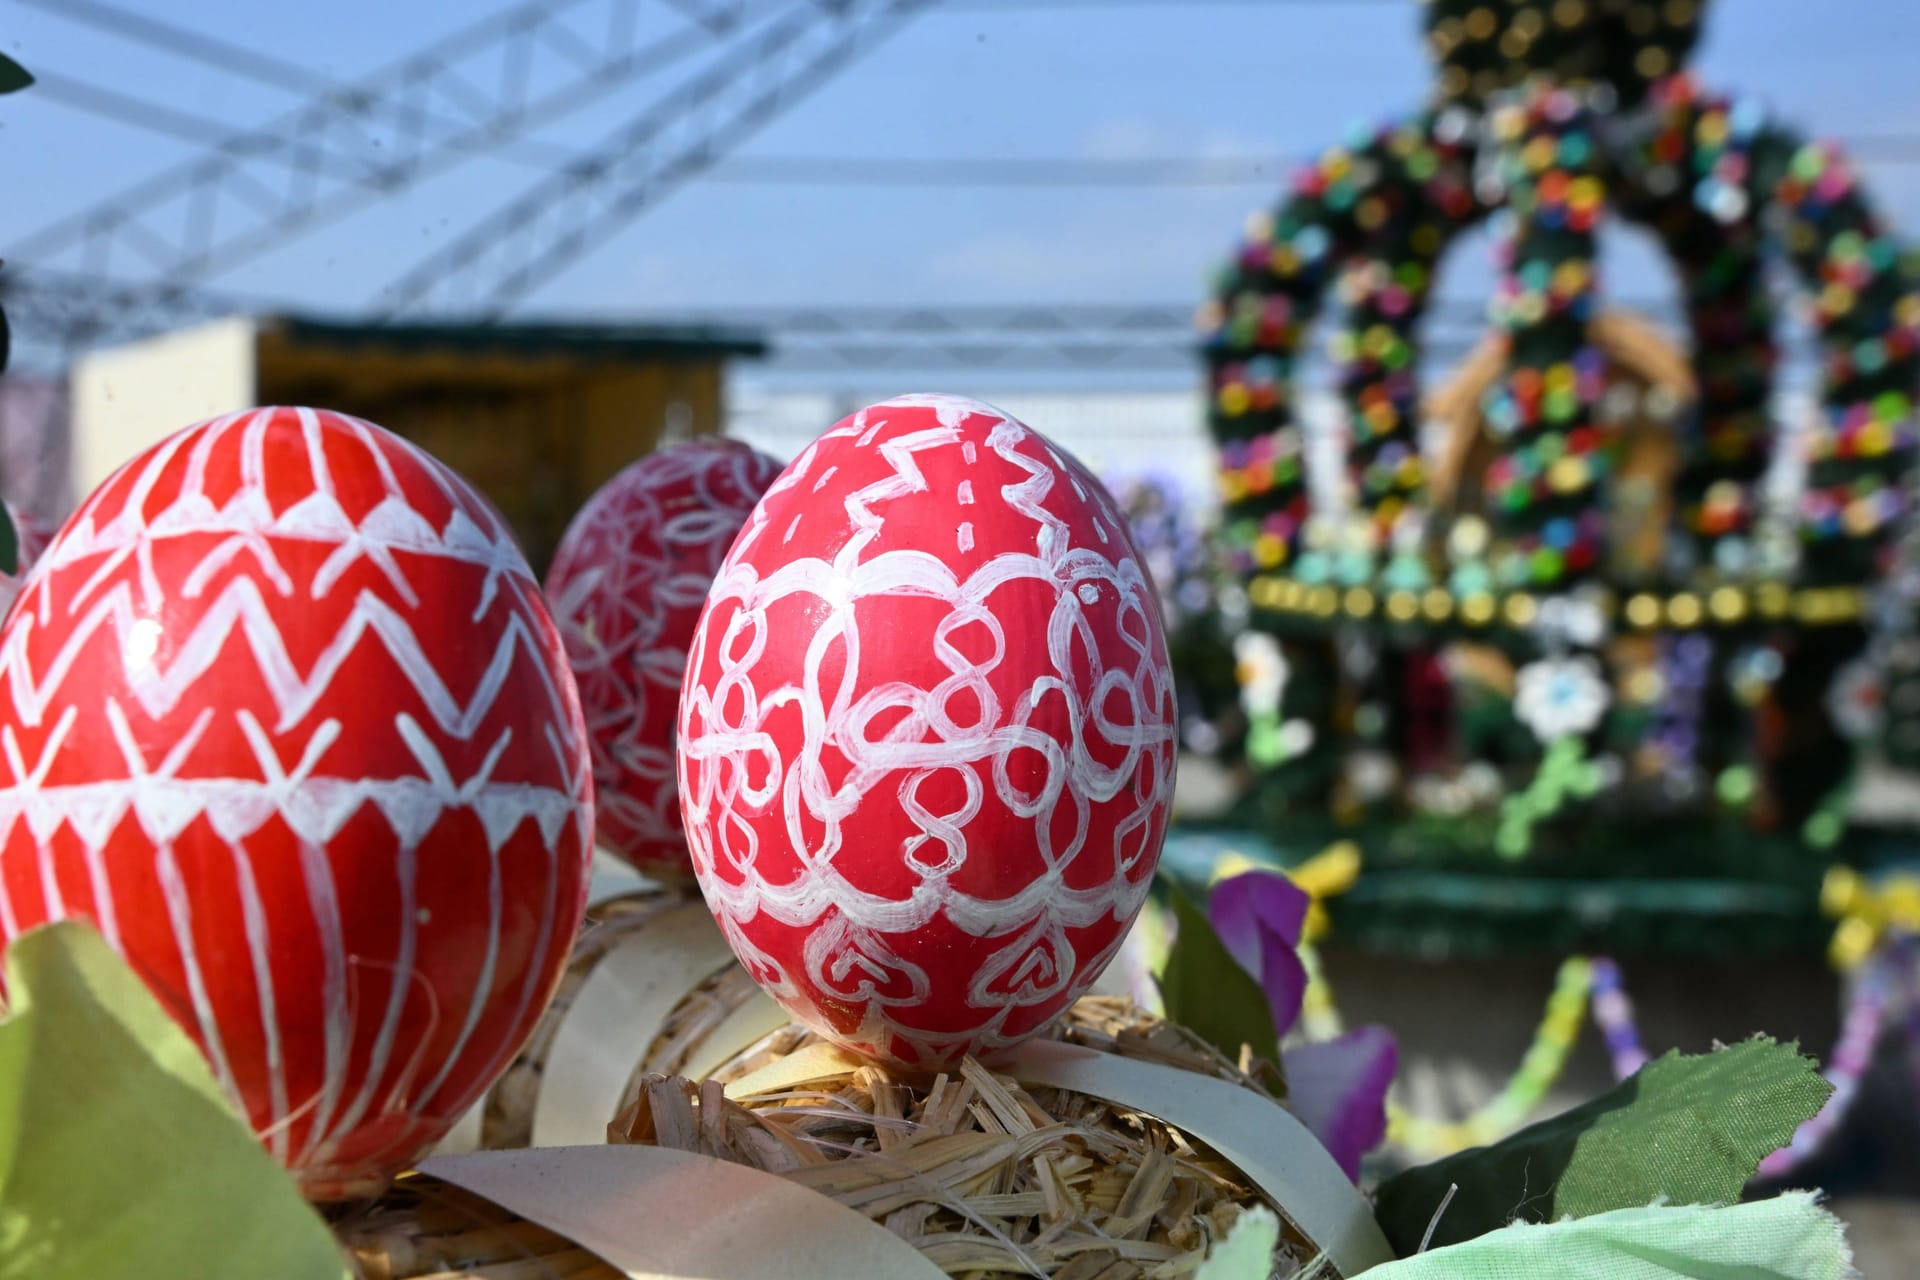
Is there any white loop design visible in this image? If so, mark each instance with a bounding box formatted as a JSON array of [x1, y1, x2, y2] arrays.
[[678, 395, 1178, 1064], [546, 440, 781, 875]]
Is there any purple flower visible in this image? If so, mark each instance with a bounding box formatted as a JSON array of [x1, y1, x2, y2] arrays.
[[1208, 869, 1398, 1181], [1208, 871, 1309, 1035], [1282, 1029, 1398, 1180]]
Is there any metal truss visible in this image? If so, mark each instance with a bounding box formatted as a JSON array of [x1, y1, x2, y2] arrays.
[[683, 302, 1498, 372], [705, 302, 1209, 371], [9, 0, 783, 287], [0, 268, 269, 356], [374, 0, 939, 317], [0, 273, 1513, 374]]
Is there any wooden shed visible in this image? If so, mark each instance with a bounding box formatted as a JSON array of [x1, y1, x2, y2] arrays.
[[70, 314, 766, 572]]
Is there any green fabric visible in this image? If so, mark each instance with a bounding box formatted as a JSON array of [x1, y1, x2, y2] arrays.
[[1376, 1037, 1832, 1253], [0, 55, 30, 94], [1156, 881, 1280, 1069], [0, 922, 347, 1280], [1358, 1194, 1857, 1280]]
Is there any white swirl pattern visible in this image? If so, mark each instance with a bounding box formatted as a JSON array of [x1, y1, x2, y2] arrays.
[[678, 395, 1177, 1065], [547, 440, 781, 875]]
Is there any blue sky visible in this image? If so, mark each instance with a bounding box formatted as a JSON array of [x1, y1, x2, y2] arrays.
[[5, 0, 1920, 330]]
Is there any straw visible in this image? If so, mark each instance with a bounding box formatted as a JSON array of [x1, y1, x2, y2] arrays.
[[338, 994, 1323, 1278], [611, 995, 1313, 1279], [335, 1179, 624, 1280], [479, 889, 766, 1149]]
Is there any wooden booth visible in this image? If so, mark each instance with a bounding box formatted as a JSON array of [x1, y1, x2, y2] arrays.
[[71, 314, 766, 572]]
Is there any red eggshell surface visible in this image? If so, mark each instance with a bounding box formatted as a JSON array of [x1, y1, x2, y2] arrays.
[[0, 408, 594, 1200], [678, 395, 1177, 1066], [546, 439, 782, 877]]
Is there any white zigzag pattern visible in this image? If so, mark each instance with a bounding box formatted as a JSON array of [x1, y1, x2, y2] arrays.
[[0, 406, 590, 1182], [2, 574, 573, 740], [680, 395, 1176, 1063]]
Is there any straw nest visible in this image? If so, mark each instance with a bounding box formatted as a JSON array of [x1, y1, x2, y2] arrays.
[[478, 889, 763, 1149], [336, 996, 1325, 1279], [611, 994, 1316, 1279]]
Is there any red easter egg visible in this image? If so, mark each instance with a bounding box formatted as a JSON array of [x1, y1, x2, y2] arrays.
[[678, 395, 1177, 1066], [0, 407, 594, 1200], [546, 439, 782, 877]]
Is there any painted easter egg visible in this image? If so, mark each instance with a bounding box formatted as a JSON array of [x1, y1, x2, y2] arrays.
[[546, 439, 782, 877], [0, 407, 594, 1200], [678, 395, 1177, 1066]]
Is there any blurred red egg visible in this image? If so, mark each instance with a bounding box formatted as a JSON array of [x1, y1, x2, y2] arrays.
[[546, 439, 782, 878]]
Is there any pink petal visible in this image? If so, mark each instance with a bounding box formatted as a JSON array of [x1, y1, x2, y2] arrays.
[[1282, 1027, 1398, 1181]]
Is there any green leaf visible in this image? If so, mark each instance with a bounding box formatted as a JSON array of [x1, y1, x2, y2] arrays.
[[1375, 1037, 1833, 1255], [0, 501, 17, 577], [1156, 880, 1279, 1069], [0, 54, 31, 95], [1358, 1193, 1854, 1280], [0, 921, 348, 1280], [1196, 1205, 1282, 1280]]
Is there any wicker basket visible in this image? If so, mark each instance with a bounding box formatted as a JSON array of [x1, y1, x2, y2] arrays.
[[340, 997, 1334, 1278], [461, 887, 782, 1152], [336, 1180, 623, 1280]]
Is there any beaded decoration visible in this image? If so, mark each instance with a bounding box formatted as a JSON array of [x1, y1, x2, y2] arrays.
[[1195, 0, 1920, 879]]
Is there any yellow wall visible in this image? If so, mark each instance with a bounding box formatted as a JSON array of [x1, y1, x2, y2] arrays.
[[69, 317, 258, 495]]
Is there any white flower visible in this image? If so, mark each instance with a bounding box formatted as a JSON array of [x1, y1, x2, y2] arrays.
[[1234, 631, 1289, 718], [1459, 761, 1504, 801], [1826, 658, 1886, 742], [1532, 591, 1608, 649], [1276, 719, 1316, 759], [1344, 750, 1400, 801], [1514, 655, 1611, 744]]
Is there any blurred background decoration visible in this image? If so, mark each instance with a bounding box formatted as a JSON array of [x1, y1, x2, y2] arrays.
[[1178, 0, 1920, 1203]]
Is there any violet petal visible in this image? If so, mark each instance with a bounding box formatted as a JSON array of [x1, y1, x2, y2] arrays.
[[1258, 932, 1309, 1041], [1282, 1026, 1398, 1181], [1208, 870, 1310, 977]]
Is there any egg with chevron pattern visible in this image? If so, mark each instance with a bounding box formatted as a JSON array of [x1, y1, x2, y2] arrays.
[[0, 407, 595, 1201], [677, 395, 1178, 1067]]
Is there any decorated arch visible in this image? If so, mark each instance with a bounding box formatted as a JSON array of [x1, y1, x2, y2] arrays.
[[1195, 0, 1920, 942]]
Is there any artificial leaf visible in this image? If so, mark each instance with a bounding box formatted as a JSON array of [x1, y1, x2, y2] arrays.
[[1375, 1037, 1832, 1255], [0, 499, 17, 577], [1359, 1193, 1855, 1280], [0, 54, 29, 94], [1157, 880, 1280, 1069], [0, 921, 347, 1280], [1194, 1204, 1282, 1280]]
